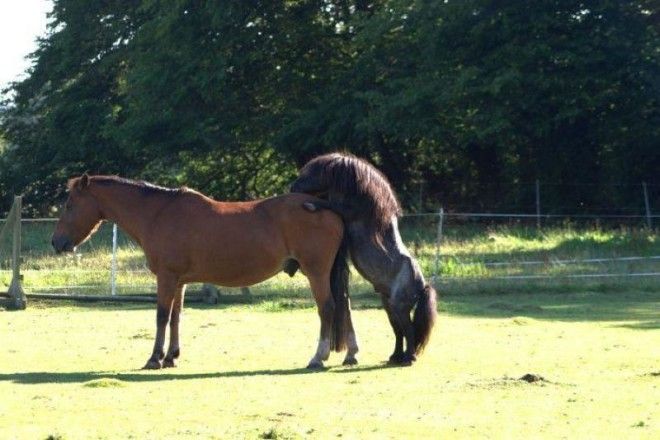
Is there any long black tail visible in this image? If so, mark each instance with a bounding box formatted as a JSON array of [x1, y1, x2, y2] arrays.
[[329, 231, 351, 352], [413, 283, 438, 354]]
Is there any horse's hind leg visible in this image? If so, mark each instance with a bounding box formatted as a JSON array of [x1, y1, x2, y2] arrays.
[[163, 285, 186, 368], [392, 303, 416, 365], [143, 273, 177, 370], [306, 275, 334, 369], [342, 305, 359, 366]]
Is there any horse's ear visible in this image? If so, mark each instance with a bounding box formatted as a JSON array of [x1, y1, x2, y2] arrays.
[[79, 173, 90, 189]]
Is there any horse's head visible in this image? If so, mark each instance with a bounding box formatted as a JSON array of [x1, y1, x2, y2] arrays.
[[291, 158, 330, 197], [51, 174, 103, 253], [290, 153, 346, 198], [291, 152, 402, 239]]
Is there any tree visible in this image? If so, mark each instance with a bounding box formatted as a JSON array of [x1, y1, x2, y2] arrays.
[[1, 0, 658, 215]]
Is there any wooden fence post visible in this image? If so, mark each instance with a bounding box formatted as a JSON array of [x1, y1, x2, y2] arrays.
[[535, 179, 541, 229], [8, 196, 27, 310], [434, 207, 444, 279], [111, 223, 118, 296], [642, 182, 652, 228]]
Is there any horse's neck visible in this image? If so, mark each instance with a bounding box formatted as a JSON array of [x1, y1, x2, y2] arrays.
[[92, 185, 168, 245]]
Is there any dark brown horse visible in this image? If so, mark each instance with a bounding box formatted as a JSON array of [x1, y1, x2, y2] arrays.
[[51, 174, 356, 369], [291, 152, 437, 365]]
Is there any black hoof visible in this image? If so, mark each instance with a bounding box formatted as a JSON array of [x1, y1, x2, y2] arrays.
[[342, 357, 358, 366], [306, 360, 325, 370], [143, 359, 162, 370], [388, 353, 416, 366], [162, 358, 177, 368]]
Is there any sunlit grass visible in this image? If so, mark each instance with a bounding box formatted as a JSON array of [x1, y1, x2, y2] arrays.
[[1, 294, 658, 439]]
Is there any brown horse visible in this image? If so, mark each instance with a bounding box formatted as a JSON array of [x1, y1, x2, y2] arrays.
[[51, 174, 357, 369]]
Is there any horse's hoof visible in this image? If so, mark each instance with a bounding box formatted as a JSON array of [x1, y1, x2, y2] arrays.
[[162, 358, 177, 368], [142, 359, 162, 370], [388, 352, 415, 366], [342, 357, 358, 366], [306, 360, 325, 370], [388, 353, 405, 364]]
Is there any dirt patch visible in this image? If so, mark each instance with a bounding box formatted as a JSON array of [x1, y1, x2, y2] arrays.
[[131, 330, 151, 340], [511, 317, 536, 325], [519, 373, 546, 383], [467, 373, 555, 389]]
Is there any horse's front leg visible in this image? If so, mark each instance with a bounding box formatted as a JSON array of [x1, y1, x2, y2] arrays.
[[390, 299, 416, 366], [143, 273, 177, 370], [163, 285, 186, 368], [381, 295, 405, 364]]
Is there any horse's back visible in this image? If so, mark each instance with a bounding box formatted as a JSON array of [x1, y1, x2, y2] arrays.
[[260, 193, 343, 236]]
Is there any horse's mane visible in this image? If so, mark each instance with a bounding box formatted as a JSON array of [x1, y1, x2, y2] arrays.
[[303, 152, 401, 235], [68, 175, 198, 197]]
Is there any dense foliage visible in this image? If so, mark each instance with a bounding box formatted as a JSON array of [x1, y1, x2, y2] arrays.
[[1, 0, 658, 216]]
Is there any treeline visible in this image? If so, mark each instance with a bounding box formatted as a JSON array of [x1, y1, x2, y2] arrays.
[[1, 0, 658, 216]]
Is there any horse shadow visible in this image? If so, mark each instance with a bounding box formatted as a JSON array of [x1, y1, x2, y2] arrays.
[[0, 363, 397, 385]]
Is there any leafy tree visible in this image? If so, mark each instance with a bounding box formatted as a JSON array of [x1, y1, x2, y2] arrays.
[[1, 0, 657, 216]]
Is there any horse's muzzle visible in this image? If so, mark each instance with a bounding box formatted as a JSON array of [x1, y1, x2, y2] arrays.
[[52, 235, 74, 254]]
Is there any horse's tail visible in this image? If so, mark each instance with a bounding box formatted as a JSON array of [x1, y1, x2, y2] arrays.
[[329, 231, 351, 352], [413, 283, 438, 355]]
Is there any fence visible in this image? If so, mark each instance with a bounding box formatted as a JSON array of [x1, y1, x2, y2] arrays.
[[417, 180, 659, 223], [1, 203, 658, 302], [0, 196, 27, 309]]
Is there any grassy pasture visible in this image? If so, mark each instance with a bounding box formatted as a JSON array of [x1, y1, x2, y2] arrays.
[[1, 220, 658, 437], [1, 292, 658, 439]]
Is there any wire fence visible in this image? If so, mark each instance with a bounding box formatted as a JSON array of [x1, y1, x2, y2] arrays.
[[1, 208, 658, 298], [416, 180, 659, 222]]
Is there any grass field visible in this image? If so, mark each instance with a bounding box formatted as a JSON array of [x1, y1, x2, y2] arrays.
[[1, 291, 658, 439], [1, 221, 658, 438]]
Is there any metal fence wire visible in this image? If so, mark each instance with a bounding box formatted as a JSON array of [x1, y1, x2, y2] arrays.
[[2, 210, 657, 298]]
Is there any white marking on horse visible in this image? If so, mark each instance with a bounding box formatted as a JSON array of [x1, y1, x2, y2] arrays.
[[391, 216, 411, 258], [391, 261, 412, 304], [310, 338, 331, 365]]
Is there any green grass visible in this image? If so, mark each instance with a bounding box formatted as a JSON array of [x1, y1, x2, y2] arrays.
[[1, 221, 658, 438], [1, 292, 658, 439]]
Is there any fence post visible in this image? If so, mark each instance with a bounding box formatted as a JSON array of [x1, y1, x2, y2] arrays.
[[642, 182, 652, 228], [8, 196, 27, 310], [434, 207, 444, 279], [111, 223, 118, 296], [535, 179, 541, 229]]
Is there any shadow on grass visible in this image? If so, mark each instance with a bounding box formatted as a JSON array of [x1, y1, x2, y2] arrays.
[[0, 363, 397, 385], [442, 290, 660, 329], [17, 287, 660, 330], [615, 320, 660, 330]]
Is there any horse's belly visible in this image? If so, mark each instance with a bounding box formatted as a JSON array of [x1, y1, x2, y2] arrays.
[[182, 253, 283, 287], [347, 224, 409, 294]]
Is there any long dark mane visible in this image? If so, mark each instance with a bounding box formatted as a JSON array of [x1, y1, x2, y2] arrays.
[[301, 152, 401, 237]]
